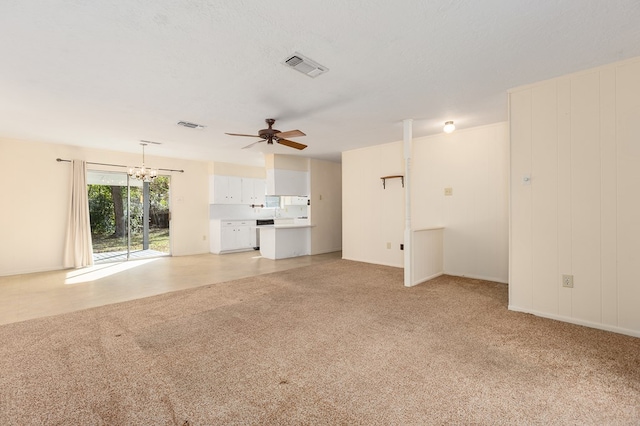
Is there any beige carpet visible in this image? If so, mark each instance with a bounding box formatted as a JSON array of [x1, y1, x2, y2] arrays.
[[1, 260, 639, 425]]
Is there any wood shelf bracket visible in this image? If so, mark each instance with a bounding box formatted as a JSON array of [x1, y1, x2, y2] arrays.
[[380, 175, 404, 189]]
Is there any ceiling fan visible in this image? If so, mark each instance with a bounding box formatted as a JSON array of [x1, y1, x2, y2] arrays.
[[225, 118, 307, 150]]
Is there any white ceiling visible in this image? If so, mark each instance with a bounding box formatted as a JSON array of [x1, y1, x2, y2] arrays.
[[2, 1, 640, 166]]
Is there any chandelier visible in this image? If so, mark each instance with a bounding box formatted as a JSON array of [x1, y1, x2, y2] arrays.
[[128, 143, 157, 182]]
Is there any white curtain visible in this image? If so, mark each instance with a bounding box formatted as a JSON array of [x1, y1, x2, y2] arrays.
[[63, 160, 94, 268]]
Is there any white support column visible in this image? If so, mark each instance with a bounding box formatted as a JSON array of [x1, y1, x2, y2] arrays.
[[403, 119, 413, 287]]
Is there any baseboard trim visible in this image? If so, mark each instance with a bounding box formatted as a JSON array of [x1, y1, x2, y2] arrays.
[[340, 256, 403, 269], [445, 272, 508, 284], [1, 265, 65, 277], [408, 272, 444, 287], [508, 305, 640, 338], [211, 248, 256, 255], [311, 248, 342, 256]]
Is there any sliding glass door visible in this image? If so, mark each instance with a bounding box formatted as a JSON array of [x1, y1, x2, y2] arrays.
[[87, 170, 170, 263], [146, 175, 171, 253]]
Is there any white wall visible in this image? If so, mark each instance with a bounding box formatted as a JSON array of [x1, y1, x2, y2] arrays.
[[509, 56, 640, 337], [343, 141, 405, 267], [342, 124, 509, 281], [0, 137, 210, 276], [413, 123, 509, 283], [310, 159, 342, 255], [209, 161, 265, 178]]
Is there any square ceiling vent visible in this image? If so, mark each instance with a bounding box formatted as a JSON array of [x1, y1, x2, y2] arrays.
[[283, 52, 328, 78]]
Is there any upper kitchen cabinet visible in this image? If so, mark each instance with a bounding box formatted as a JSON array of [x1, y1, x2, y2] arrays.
[[209, 175, 242, 204], [241, 178, 266, 205], [266, 169, 309, 196], [209, 175, 266, 205], [281, 196, 309, 205]]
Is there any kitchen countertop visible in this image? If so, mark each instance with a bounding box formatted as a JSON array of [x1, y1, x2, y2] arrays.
[[214, 219, 312, 227], [259, 224, 314, 229]]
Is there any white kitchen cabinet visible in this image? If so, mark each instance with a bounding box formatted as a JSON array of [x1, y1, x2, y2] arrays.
[[210, 220, 257, 253], [210, 176, 265, 205], [235, 224, 254, 249], [241, 178, 266, 205], [281, 195, 309, 205], [209, 176, 242, 204], [254, 179, 266, 205], [220, 225, 236, 251]]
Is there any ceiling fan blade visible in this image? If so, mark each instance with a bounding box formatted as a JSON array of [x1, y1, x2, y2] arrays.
[[277, 139, 307, 150], [225, 133, 261, 138], [242, 140, 266, 149], [275, 129, 306, 139]]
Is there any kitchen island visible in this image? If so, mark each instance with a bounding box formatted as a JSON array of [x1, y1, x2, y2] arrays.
[[259, 224, 313, 260]]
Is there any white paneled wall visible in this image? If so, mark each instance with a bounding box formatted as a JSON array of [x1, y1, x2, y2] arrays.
[[509, 56, 640, 337], [616, 61, 640, 331]]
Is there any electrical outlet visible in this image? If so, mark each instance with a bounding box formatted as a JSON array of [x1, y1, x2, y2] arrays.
[[444, 187, 453, 196], [386, 242, 391, 249], [562, 274, 574, 288], [400, 244, 404, 250]]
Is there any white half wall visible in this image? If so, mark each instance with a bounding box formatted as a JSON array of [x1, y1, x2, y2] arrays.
[[342, 123, 509, 281], [0, 137, 210, 276], [509, 56, 640, 337]]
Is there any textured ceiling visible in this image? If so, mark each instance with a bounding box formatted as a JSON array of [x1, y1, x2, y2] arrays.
[[2, 0, 640, 166]]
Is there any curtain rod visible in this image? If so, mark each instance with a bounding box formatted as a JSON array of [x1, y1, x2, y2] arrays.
[[56, 158, 184, 173]]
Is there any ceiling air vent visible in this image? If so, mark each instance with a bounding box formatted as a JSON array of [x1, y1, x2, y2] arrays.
[[283, 52, 328, 78], [177, 121, 205, 129]]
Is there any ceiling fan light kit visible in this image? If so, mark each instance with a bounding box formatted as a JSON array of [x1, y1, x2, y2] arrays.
[[225, 118, 308, 151]]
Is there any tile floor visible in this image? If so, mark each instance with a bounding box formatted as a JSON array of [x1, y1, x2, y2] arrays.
[[0, 250, 342, 326], [93, 249, 168, 263]]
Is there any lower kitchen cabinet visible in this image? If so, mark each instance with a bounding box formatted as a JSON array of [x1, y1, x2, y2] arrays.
[[210, 220, 257, 253]]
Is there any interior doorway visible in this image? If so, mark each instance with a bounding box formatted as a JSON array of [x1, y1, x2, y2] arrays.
[[87, 170, 170, 263]]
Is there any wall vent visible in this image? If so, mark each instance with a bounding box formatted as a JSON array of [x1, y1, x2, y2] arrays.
[[177, 121, 205, 129], [283, 52, 328, 78]]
